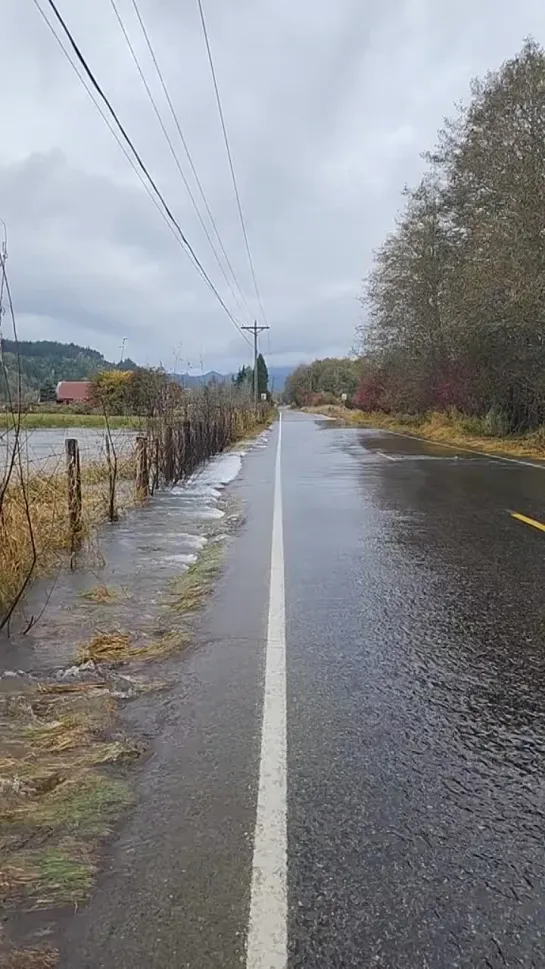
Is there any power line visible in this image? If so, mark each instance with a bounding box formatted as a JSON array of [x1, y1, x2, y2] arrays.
[[32, 0, 252, 347], [32, 1, 186, 254], [195, 0, 268, 328], [108, 0, 251, 325], [129, 0, 254, 323]]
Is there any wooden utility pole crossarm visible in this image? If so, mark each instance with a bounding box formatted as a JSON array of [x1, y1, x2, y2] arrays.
[[241, 320, 269, 411]]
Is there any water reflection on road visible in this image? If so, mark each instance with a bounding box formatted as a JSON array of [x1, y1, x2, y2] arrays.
[[336, 427, 545, 965]]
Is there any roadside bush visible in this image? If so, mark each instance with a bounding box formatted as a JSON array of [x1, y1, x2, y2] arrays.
[[307, 391, 338, 407]]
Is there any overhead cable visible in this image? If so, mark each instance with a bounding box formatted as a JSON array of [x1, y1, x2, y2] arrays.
[[129, 0, 254, 322], [109, 0, 251, 325], [32, 0, 252, 346], [195, 0, 268, 327]]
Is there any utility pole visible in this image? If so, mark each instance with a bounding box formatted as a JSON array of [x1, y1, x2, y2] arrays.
[[119, 337, 127, 365], [241, 321, 269, 411]]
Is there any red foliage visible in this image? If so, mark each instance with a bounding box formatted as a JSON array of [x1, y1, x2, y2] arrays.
[[353, 375, 389, 412], [432, 374, 466, 410]]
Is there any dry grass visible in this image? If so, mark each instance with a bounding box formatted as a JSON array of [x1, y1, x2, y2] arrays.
[[77, 629, 187, 665], [0, 471, 71, 616], [0, 445, 137, 617], [230, 407, 275, 443], [132, 632, 188, 660], [24, 717, 91, 753], [80, 585, 120, 603], [304, 406, 545, 461], [78, 631, 133, 664], [37, 681, 111, 697]]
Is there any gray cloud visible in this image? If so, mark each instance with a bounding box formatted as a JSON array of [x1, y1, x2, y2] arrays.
[[2, 0, 545, 371]]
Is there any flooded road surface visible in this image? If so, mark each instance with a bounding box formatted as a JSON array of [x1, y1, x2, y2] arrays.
[[284, 417, 545, 968], [58, 412, 545, 969]]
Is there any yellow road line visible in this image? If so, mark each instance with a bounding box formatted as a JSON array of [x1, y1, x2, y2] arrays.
[[511, 512, 545, 533]]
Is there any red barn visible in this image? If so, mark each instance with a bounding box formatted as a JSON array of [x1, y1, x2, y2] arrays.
[[56, 381, 92, 405]]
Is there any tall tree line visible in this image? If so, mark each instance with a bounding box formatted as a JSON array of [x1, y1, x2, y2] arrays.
[[358, 39, 545, 432]]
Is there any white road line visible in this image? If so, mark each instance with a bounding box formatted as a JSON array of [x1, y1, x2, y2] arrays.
[[383, 428, 545, 470], [377, 450, 396, 461], [246, 413, 287, 969]]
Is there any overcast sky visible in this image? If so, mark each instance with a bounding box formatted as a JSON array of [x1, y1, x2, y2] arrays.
[[2, 0, 545, 373]]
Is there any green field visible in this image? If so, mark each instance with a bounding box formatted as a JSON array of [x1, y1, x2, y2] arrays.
[[0, 412, 143, 429]]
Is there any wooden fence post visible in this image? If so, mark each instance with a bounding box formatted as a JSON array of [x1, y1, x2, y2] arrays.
[[104, 433, 118, 522], [183, 420, 192, 475], [174, 427, 184, 482], [135, 436, 149, 498], [164, 426, 175, 484], [152, 438, 160, 494], [66, 438, 82, 566]]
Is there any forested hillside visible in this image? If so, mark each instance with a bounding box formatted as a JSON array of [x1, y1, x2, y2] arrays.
[[0, 339, 137, 401]]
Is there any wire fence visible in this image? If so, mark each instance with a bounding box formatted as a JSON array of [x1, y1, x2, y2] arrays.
[[0, 397, 271, 631]]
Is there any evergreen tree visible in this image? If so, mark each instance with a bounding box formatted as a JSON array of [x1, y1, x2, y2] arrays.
[[256, 354, 269, 397], [39, 378, 57, 403]]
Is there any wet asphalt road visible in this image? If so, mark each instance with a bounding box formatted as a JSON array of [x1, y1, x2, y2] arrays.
[[60, 411, 545, 968]]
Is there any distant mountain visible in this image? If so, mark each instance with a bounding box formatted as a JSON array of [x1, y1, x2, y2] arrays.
[[0, 337, 296, 402], [0, 339, 137, 402], [171, 371, 228, 388], [173, 366, 295, 392], [267, 366, 295, 392]]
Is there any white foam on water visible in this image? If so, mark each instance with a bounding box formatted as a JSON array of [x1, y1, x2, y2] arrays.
[[185, 506, 225, 521], [160, 552, 198, 566], [178, 534, 208, 550], [191, 451, 243, 488], [172, 483, 222, 501], [146, 551, 198, 568]]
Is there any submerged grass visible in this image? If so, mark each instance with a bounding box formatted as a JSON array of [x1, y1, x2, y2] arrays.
[[34, 845, 95, 906], [167, 540, 225, 615], [78, 631, 133, 664], [304, 406, 545, 461], [1, 843, 95, 909], [78, 629, 187, 664], [0, 945, 58, 969], [0, 674, 141, 925], [24, 717, 91, 753], [79, 585, 120, 604], [27, 773, 133, 837]]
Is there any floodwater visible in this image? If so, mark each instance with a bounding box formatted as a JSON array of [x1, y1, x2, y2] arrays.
[[0, 426, 138, 473], [284, 417, 545, 968], [0, 435, 268, 674]]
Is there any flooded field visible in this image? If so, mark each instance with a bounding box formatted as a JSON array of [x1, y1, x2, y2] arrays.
[[1, 426, 138, 473]]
